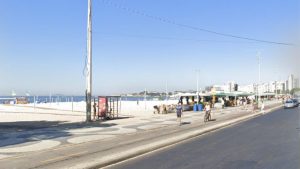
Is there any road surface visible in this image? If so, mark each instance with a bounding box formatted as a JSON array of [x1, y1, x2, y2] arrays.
[[109, 107, 300, 169]]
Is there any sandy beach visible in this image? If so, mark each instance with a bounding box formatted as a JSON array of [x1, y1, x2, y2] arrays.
[[0, 100, 179, 123]]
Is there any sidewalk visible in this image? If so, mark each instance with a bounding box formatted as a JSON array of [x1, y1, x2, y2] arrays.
[[0, 101, 282, 169]]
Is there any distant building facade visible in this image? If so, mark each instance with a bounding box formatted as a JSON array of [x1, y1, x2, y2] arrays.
[[208, 74, 295, 95], [211, 81, 238, 93], [239, 84, 255, 93], [294, 78, 299, 89], [288, 74, 294, 91]]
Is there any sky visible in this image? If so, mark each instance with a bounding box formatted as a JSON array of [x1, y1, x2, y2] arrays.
[[0, 0, 299, 96]]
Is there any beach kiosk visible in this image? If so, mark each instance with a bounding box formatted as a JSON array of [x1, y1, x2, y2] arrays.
[[98, 96, 121, 120]]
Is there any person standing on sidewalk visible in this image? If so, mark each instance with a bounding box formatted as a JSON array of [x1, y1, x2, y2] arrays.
[[93, 101, 97, 121], [261, 100, 265, 114], [221, 98, 225, 109], [242, 98, 247, 110], [252, 100, 256, 113], [176, 102, 183, 126]]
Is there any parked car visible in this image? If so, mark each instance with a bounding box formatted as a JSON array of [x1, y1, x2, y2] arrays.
[[284, 100, 296, 108]]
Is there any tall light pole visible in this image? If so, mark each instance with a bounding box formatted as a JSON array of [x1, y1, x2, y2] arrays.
[[274, 72, 278, 99], [196, 69, 200, 103], [144, 88, 147, 110], [165, 80, 168, 104], [275, 80, 277, 98], [257, 52, 261, 105], [86, 0, 92, 122]]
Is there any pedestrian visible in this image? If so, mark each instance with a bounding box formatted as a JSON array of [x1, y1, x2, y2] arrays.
[[176, 102, 183, 126], [93, 101, 97, 120], [261, 100, 265, 114], [243, 98, 247, 110], [221, 98, 225, 109], [204, 103, 211, 121], [252, 100, 256, 113]]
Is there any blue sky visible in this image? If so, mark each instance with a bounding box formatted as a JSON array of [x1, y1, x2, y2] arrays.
[[0, 0, 299, 96]]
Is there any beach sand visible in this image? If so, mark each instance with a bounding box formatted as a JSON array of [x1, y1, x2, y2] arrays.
[[0, 100, 178, 123]]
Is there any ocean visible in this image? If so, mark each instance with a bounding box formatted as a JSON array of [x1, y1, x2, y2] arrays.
[[0, 96, 165, 104]]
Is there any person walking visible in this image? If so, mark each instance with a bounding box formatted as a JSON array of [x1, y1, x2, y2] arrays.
[[221, 98, 225, 109], [261, 100, 265, 114], [242, 98, 247, 110], [252, 99, 256, 113], [93, 101, 97, 121], [176, 102, 183, 126]]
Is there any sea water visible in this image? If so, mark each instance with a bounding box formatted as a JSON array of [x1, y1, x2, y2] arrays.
[[0, 96, 164, 104]]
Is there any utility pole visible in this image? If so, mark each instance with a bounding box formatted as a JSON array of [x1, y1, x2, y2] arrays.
[[196, 69, 200, 103], [71, 96, 74, 112], [34, 95, 36, 110], [257, 52, 261, 105], [86, 0, 92, 122], [275, 80, 277, 99], [144, 88, 147, 110], [165, 80, 168, 104]]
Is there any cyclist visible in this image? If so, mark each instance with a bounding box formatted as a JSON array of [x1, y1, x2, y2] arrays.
[[204, 103, 211, 122]]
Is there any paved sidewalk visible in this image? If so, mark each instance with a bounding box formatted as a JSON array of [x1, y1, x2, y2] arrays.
[[0, 101, 282, 169]]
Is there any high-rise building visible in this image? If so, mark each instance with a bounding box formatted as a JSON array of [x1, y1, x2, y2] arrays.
[[288, 74, 294, 91], [294, 78, 299, 88], [282, 82, 286, 92]]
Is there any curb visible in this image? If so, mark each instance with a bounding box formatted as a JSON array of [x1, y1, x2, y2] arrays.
[[68, 104, 283, 169]]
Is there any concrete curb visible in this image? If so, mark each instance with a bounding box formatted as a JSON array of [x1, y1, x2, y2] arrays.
[[69, 104, 283, 169]]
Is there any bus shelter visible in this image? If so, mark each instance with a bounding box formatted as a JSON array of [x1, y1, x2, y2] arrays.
[[98, 96, 121, 120]]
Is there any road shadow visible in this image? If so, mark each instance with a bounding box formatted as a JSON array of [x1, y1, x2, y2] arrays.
[[96, 116, 132, 121], [181, 122, 191, 125], [0, 120, 120, 147]]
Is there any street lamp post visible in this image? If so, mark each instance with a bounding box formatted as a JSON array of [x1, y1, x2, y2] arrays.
[[196, 70, 200, 103], [274, 72, 278, 99], [165, 80, 168, 104], [144, 88, 147, 110], [257, 52, 261, 106], [86, 0, 92, 122]]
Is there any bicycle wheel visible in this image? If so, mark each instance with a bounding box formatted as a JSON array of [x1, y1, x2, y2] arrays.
[[204, 112, 208, 122]]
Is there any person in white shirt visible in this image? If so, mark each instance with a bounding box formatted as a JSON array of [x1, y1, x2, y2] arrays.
[[204, 103, 211, 121], [220, 98, 225, 109], [261, 100, 265, 114]]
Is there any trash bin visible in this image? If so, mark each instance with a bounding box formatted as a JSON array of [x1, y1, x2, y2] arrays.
[[193, 104, 198, 111], [198, 104, 203, 111]]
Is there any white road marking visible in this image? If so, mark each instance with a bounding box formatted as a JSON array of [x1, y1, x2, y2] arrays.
[[0, 140, 61, 153], [67, 135, 115, 144]]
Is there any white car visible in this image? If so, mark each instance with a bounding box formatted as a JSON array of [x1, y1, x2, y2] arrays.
[[284, 100, 296, 108]]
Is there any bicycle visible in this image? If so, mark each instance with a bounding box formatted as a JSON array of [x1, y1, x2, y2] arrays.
[[204, 110, 211, 122]]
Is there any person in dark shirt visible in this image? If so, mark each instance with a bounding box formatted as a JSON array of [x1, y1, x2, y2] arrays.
[[176, 102, 183, 126], [93, 102, 97, 120]]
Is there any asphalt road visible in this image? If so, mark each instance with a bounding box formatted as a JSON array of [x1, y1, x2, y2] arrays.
[[108, 107, 300, 169]]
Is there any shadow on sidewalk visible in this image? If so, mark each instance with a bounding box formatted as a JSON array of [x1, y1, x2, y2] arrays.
[[0, 120, 121, 147], [181, 122, 191, 125]]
